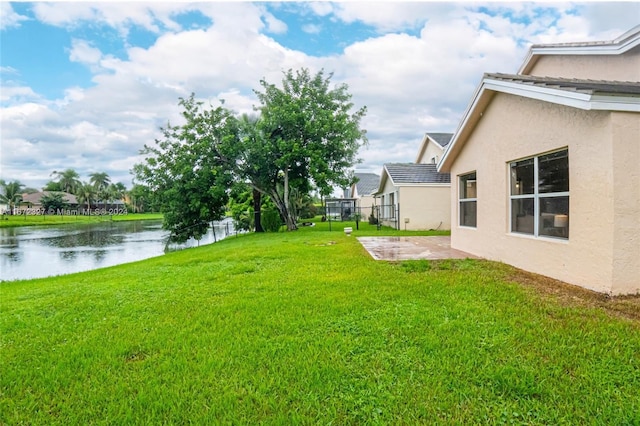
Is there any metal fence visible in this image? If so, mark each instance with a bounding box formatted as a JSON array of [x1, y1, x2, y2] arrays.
[[323, 204, 401, 230]]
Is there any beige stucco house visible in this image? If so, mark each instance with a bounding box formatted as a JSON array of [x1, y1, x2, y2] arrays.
[[350, 172, 380, 215], [375, 133, 452, 231], [438, 26, 640, 295]]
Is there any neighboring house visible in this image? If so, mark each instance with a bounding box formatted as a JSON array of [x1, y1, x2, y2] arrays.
[[375, 162, 451, 231], [349, 172, 380, 215], [438, 27, 640, 295], [415, 132, 453, 165], [19, 191, 79, 212], [375, 133, 453, 230]]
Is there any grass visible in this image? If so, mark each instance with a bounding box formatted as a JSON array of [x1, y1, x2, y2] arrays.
[[1, 221, 639, 424], [0, 212, 163, 228]]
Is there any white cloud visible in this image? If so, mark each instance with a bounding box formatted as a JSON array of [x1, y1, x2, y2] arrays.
[[262, 10, 288, 34], [30, 2, 188, 34], [2, 2, 639, 190], [308, 2, 334, 17], [302, 23, 322, 34], [0, 3, 29, 30], [331, 2, 455, 32], [69, 39, 103, 67], [0, 85, 40, 103]]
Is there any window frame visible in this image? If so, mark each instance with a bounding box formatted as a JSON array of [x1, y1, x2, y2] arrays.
[[509, 148, 569, 240], [459, 171, 477, 228]]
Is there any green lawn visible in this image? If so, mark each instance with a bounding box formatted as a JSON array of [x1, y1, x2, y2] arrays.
[[0, 212, 163, 228], [1, 222, 639, 424]]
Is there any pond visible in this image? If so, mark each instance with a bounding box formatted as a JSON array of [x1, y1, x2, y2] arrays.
[[0, 219, 239, 282]]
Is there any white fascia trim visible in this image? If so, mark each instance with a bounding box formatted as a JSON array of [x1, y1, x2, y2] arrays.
[[517, 30, 640, 74], [381, 165, 394, 188], [484, 78, 640, 112], [590, 95, 640, 112], [438, 78, 487, 172], [529, 36, 640, 56]]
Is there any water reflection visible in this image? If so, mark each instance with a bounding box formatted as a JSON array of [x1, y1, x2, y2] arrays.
[[0, 219, 237, 282]]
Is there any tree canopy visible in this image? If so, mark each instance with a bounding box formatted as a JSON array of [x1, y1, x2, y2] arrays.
[[251, 68, 367, 229], [0, 180, 25, 214], [133, 98, 236, 242], [51, 169, 81, 194], [134, 67, 367, 235]]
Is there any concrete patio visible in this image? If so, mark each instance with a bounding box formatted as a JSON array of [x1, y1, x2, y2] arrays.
[[357, 236, 478, 261]]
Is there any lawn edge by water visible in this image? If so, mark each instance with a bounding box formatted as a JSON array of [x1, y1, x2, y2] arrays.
[[0, 213, 163, 228]]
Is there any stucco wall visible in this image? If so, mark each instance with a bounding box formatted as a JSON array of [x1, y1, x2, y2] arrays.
[[356, 195, 376, 213], [527, 46, 640, 80], [417, 141, 444, 164], [448, 92, 639, 295], [398, 186, 450, 231], [611, 112, 640, 294]]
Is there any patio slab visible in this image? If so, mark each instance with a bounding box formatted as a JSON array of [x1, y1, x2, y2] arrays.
[[357, 236, 478, 261]]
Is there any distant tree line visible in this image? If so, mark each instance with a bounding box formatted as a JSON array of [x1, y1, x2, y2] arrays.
[[0, 170, 159, 215], [133, 68, 367, 241]]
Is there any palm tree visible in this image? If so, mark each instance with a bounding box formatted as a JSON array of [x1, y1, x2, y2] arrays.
[[90, 172, 111, 211], [89, 172, 111, 192], [0, 180, 25, 215], [75, 182, 97, 213], [51, 169, 81, 194], [108, 182, 127, 211]]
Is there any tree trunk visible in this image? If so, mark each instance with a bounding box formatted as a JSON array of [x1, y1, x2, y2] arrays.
[[282, 168, 297, 230], [268, 189, 297, 232], [252, 188, 264, 233]]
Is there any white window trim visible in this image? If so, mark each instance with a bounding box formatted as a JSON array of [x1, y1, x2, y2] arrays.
[[459, 172, 477, 228], [508, 149, 569, 239]]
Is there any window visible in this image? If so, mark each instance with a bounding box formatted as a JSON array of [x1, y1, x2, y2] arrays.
[[510, 149, 569, 239], [389, 193, 395, 218], [459, 172, 477, 227]]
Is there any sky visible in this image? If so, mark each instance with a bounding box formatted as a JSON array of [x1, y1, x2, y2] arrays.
[[1, 1, 639, 191]]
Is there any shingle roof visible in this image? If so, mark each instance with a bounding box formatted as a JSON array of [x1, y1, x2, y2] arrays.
[[426, 133, 453, 148], [21, 191, 78, 205], [486, 73, 640, 96], [384, 163, 451, 185], [353, 173, 380, 196]]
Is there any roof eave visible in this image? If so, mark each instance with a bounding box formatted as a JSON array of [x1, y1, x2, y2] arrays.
[[438, 78, 493, 173], [414, 133, 430, 163], [373, 166, 393, 195], [438, 76, 640, 173], [518, 27, 640, 74]]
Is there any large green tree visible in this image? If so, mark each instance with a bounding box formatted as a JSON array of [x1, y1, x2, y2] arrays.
[[133, 68, 366, 234], [253, 68, 367, 230], [0, 180, 25, 214], [42, 180, 63, 192], [128, 183, 156, 213], [133, 97, 236, 242], [51, 169, 81, 194]]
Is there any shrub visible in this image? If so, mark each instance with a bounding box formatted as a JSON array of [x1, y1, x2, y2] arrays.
[[299, 202, 318, 219], [261, 209, 282, 232]]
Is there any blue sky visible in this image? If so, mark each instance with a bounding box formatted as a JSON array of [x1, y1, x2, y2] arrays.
[[1, 1, 639, 190]]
